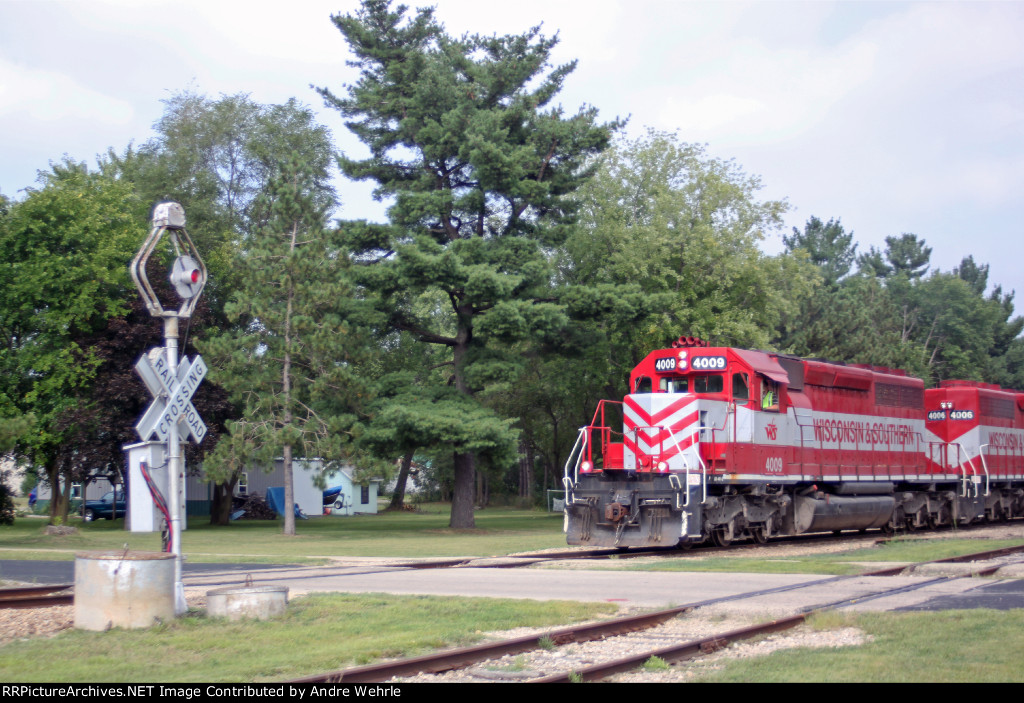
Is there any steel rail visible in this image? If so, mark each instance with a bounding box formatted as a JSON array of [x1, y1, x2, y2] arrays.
[[532, 544, 1024, 683], [285, 606, 694, 684], [281, 542, 1024, 684], [0, 584, 74, 609], [531, 614, 809, 683]]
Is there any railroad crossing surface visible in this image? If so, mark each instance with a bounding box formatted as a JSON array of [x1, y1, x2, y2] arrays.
[[5, 558, 1023, 612]]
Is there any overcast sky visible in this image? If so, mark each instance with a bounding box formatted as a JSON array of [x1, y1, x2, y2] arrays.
[[2, 0, 1022, 303]]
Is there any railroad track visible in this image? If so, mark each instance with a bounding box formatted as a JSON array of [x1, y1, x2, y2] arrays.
[[4, 524, 1020, 606], [283, 544, 1024, 684], [0, 583, 73, 609]]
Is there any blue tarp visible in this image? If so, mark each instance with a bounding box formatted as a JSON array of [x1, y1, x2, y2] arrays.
[[265, 487, 308, 519]]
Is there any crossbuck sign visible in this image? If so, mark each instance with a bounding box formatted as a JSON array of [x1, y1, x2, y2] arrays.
[[135, 351, 208, 444]]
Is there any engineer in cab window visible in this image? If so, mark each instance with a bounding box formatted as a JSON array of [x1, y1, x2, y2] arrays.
[[761, 379, 779, 411]]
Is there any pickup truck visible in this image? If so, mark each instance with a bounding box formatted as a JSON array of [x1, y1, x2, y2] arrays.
[[83, 490, 127, 521]]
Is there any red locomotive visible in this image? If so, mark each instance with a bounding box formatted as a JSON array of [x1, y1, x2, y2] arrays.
[[563, 337, 1024, 547]]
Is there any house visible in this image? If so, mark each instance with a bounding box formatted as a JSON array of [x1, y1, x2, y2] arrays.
[[33, 450, 381, 522], [186, 458, 381, 517]]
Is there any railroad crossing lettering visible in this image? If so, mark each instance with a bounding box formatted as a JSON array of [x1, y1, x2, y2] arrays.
[[135, 352, 207, 444]]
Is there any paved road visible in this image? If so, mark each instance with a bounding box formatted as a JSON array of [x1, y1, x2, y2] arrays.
[[0, 559, 286, 584], [5, 559, 1023, 612]]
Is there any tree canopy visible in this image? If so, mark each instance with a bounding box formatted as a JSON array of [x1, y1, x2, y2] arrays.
[[0, 162, 141, 521], [319, 0, 621, 527], [201, 157, 375, 534]]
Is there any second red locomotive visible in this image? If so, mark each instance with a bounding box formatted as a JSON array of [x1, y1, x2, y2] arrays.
[[563, 337, 1024, 547]]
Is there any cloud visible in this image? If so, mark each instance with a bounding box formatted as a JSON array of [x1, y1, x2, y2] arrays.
[[0, 58, 134, 125]]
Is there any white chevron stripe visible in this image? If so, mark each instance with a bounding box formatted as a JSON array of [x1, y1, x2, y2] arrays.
[[629, 420, 700, 456], [624, 399, 696, 435], [622, 399, 696, 425]]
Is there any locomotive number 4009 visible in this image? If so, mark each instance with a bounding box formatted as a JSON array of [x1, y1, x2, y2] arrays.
[[654, 357, 677, 372], [692, 356, 727, 370]]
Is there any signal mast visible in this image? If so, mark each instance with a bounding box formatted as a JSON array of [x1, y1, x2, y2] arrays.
[[129, 202, 207, 614]]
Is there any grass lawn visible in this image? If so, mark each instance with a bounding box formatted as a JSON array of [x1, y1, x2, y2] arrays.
[[0, 592, 616, 683], [0, 504, 568, 562], [696, 609, 1024, 682]]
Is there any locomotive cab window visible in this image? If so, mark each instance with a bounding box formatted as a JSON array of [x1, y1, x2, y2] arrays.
[[692, 374, 724, 394], [761, 378, 780, 412], [634, 375, 653, 393], [659, 377, 689, 393], [732, 372, 750, 402]]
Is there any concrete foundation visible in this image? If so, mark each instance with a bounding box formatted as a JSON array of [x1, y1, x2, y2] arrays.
[[74, 551, 176, 631]]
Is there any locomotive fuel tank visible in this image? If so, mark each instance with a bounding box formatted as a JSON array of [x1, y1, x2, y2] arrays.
[[787, 493, 896, 533]]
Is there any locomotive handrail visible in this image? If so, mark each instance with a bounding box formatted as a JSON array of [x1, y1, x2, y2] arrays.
[[663, 426, 710, 507], [668, 473, 686, 509], [563, 426, 588, 487], [588, 400, 624, 468], [675, 425, 713, 504], [629, 424, 665, 469], [978, 443, 991, 496], [950, 442, 982, 498]]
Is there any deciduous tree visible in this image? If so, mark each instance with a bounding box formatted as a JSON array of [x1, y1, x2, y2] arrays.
[[0, 162, 140, 523]]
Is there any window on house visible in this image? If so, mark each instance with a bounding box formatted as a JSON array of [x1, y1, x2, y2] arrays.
[[361, 485, 370, 504]]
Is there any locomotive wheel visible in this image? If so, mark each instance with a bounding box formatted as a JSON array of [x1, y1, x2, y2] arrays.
[[711, 529, 732, 547], [751, 526, 769, 544]]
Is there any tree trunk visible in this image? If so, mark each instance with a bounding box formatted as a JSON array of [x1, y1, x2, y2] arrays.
[[60, 477, 72, 524], [449, 319, 476, 528], [282, 224, 296, 536], [46, 461, 59, 525], [475, 470, 488, 508], [283, 444, 295, 535], [46, 460, 71, 525], [450, 450, 476, 528], [518, 437, 533, 500], [210, 474, 240, 526], [389, 450, 414, 510]]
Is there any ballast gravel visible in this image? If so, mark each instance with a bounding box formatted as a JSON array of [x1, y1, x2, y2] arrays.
[[388, 611, 871, 683]]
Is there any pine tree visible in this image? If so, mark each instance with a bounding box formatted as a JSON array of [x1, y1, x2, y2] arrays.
[[318, 0, 620, 527], [201, 158, 373, 535]]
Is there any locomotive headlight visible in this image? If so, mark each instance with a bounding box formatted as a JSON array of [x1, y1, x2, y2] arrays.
[[581, 461, 593, 473], [657, 461, 668, 472]]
